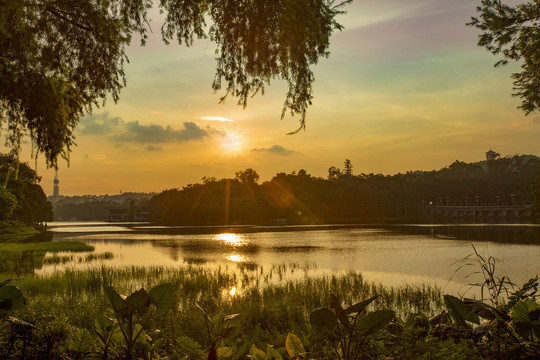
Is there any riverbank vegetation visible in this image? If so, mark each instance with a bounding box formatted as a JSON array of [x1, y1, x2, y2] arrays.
[[1, 261, 538, 359], [147, 154, 540, 225], [0, 154, 53, 234], [0, 220, 38, 240]]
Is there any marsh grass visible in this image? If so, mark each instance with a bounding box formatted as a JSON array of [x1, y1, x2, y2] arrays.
[[43, 251, 115, 265], [5, 264, 442, 334]]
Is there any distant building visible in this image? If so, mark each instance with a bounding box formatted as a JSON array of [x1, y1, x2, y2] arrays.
[[486, 149, 499, 162], [107, 207, 130, 222]]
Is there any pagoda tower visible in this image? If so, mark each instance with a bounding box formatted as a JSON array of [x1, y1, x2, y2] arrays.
[[52, 170, 60, 203]]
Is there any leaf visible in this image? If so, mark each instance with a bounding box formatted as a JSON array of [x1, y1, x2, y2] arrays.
[[285, 332, 305, 358], [68, 328, 93, 354], [132, 323, 146, 343], [511, 300, 540, 340], [104, 286, 128, 320], [309, 308, 338, 333], [0, 285, 26, 312], [217, 346, 233, 358], [233, 340, 252, 360], [344, 295, 378, 315], [266, 346, 283, 360], [0, 278, 24, 287], [356, 310, 395, 336], [125, 288, 150, 317], [223, 313, 241, 329], [444, 295, 480, 328], [463, 298, 503, 320], [6, 316, 35, 328], [248, 344, 266, 360], [95, 314, 115, 333], [511, 300, 539, 323], [149, 283, 175, 315], [177, 335, 203, 357]]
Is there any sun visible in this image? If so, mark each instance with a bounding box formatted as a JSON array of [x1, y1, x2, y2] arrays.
[[221, 132, 244, 154]]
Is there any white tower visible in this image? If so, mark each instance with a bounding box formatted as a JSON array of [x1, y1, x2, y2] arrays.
[[52, 170, 60, 203]]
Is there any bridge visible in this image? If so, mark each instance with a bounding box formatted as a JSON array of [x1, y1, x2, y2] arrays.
[[420, 204, 537, 222]]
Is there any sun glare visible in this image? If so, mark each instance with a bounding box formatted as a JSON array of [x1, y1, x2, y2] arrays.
[[221, 132, 244, 154]]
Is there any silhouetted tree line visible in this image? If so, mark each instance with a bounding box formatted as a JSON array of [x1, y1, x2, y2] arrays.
[[0, 154, 53, 224], [149, 155, 540, 225]]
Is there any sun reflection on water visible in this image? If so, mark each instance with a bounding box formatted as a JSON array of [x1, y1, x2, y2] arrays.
[[226, 254, 245, 262], [216, 233, 247, 246]]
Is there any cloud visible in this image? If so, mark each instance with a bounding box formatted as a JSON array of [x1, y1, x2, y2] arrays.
[[251, 145, 297, 156], [202, 116, 233, 122], [79, 112, 124, 135], [113, 121, 209, 144], [145, 145, 163, 152]]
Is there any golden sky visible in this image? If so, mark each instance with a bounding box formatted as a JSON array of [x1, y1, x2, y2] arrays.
[[13, 0, 540, 196]]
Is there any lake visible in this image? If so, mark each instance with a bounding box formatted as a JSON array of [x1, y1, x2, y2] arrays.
[[37, 222, 540, 297]]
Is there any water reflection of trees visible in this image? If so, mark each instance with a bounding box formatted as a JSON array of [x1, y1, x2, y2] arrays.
[[392, 225, 540, 245]]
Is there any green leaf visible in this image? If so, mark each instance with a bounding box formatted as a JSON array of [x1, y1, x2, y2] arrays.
[[233, 341, 252, 360], [68, 328, 93, 354], [149, 283, 175, 315], [0, 278, 24, 287], [511, 300, 539, 323], [463, 298, 506, 320], [404, 312, 430, 331], [0, 285, 26, 312], [248, 344, 266, 360], [217, 346, 233, 358], [266, 346, 283, 360], [444, 295, 480, 328], [104, 286, 128, 320], [132, 323, 146, 343], [95, 314, 115, 332], [356, 310, 395, 336], [511, 300, 540, 339], [309, 308, 338, 333], [177, 335, 203, 357], [285, 332, 305, 358], [223, 313, 241, 331], [125, 288, 150, 317], [344, 295, 378, 315]]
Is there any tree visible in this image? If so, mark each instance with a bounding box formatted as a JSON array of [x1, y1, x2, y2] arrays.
[[235, 168, 259, 184], [0, 0, 351, 166], [468, 0, 540, 114], [0, 154, 52, 223], [0, 188, 17, 220], [343, 159, 353, 176], [328, 166, 341, 181]]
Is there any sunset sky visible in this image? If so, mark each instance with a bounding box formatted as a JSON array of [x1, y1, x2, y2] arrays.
[[14, 0, 540, 196]]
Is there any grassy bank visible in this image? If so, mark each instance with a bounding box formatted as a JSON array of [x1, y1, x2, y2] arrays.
[[0, 220, 39, 240], [0, 241, 94, 274]]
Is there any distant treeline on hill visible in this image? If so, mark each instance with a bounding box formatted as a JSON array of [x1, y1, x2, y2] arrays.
[[149, 154, 540, 225], [53, 192, 155, 221]]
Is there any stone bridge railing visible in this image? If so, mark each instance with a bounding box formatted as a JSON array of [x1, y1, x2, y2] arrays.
[[420, 204, 537, 220]]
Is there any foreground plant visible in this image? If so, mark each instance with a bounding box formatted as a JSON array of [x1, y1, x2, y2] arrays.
[[309, 293, 395, 359], [96, 284, 175, 360]]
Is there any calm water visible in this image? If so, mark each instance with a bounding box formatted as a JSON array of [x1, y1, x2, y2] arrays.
[[40, 222, 540, 296]]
